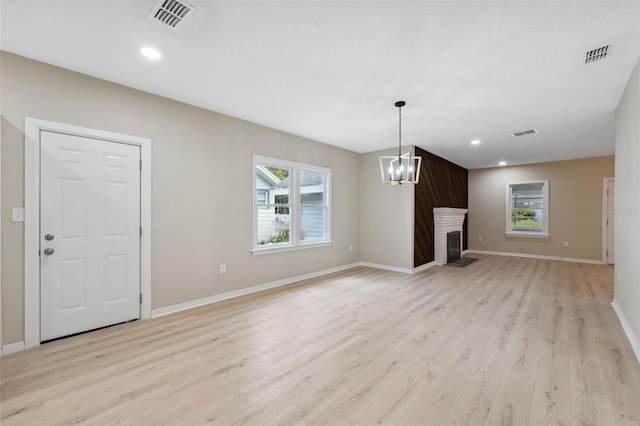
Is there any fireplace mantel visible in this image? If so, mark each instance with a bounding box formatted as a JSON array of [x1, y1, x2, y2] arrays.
[[433, 208, 468, 265]]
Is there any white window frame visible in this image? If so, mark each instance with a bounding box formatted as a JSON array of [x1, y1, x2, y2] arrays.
[[252, 155, 332, 255], [505, 179, 549, 238]]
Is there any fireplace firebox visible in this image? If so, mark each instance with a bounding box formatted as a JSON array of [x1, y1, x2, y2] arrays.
[[447, 231, 461, 263]]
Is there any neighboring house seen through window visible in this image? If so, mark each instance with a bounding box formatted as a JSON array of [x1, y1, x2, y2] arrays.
[[506, 180, 549, 237], [256, 189, 269, 208], [253, 155, 331, 253]]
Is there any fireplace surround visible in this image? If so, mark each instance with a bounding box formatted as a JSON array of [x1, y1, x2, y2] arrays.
[[433, 207, 468, 265]]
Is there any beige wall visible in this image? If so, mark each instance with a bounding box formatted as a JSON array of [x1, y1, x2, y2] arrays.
[[1, 52, 361, 345], [614, 57, 640, 348], [359, 148, 414, 270], [468, 156, 614, 261]]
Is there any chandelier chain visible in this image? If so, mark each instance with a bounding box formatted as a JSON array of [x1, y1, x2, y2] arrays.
[[398, 104, 402, 159]]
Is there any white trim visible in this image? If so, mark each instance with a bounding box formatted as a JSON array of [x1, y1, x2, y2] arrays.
[[251, 241, 333, 255], [24, 117, 152, 349], [466, 249, 602, 265], [2, 341, 25, 356], [0, 112, 3, 359], [602, 177, 614, 264], [152, 263, 360, 318], [152, 259, 443, 318], [359, 262, 413, 274], [611, 299, 640, 364], [504, 232, 550, 238], [412, 261, 437, 273], [252, 155, 331, 255]]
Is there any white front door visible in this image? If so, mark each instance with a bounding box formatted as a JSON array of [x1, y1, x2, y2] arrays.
[[40, 131, 141, 341], [607, 179, 615, 265]]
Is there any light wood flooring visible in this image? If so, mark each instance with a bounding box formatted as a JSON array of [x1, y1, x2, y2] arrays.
[[2, 254, 640, 425]]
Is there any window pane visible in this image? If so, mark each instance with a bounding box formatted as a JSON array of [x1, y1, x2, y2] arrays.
[[256, 163, 292, 245], [253, 156, 331, 252], [257, 189, 268, 206], [510, 183, 544, 232], [256, 165, 290, 196], [300, 207, 326, 241], [274, 194, 289, 214], [257, 211, 290, 246], [300, 170, 325, 205]]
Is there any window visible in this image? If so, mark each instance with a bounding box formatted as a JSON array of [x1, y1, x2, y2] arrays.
[[256, 189, 268, 207], [253, 155, 331, 253], [506, 180, 549, 237]]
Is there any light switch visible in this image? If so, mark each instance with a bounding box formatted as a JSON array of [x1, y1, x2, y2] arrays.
[[12, 207, 25, 223]]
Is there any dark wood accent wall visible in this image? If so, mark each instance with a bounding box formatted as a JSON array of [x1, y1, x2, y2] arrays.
[[414, 147, 468, 267]]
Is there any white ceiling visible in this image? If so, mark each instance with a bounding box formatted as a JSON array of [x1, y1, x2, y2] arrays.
[[2, 1, 640, 169]]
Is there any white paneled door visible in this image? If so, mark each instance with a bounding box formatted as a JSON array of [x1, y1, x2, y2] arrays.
[[607, 179, 615, 264], [40, 131, 141, 341]]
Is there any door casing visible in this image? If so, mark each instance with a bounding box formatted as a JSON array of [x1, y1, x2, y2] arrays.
[[602, 177, 615, 265], [24, 117, 152, 350]]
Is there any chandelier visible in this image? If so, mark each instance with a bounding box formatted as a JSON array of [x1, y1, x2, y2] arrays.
[[379, 101, 421, 185]]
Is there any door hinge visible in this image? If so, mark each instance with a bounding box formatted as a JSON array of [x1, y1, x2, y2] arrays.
[[606, 250, 609, 256], [139, 160, 142, 170], [607, 189, 609, 195], [140, 294, 143, 304]]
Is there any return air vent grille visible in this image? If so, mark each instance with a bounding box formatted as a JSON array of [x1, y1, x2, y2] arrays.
[[511, 129, 538, 137], [150, 0, 195, 30], [584, 45, 611, 64]]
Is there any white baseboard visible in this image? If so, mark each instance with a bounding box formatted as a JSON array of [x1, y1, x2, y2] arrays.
[[466, 249, 603, 265], [153, 259, 443, 318], [359, 261, 438, 274], [412, 261, 437, 273], [611, 299, 640, 364], [152, 258, 451, 319], [152, 263, 360, 318], [2, 341, 25, 356], [359, 262, 413, 274]]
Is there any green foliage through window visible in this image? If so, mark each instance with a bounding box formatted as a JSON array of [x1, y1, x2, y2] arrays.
[[511, 209, 536, 218], [267, 167, 289, 181]]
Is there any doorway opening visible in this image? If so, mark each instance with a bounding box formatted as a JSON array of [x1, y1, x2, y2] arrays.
[[24, 118, 152, 350]]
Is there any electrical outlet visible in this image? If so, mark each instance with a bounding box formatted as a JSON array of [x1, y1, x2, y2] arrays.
[[563, 241, 569, 247], [349, 245, 353, 251], [219, 264, 226, 274], [477, 236, 483, 242]]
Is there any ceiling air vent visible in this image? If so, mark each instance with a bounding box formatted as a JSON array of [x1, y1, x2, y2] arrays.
[[584, 45, 611, 64], [511, 129, 538, 137], [150, 0, 195, 30]]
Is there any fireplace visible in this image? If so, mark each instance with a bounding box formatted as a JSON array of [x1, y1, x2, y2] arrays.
[[433, 207, 468, 265], [447, 231, 461, 263]]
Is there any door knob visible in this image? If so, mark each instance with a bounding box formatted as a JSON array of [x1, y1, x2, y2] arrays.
[[43, 248, 55, 255], [44, 234, 55, 241]]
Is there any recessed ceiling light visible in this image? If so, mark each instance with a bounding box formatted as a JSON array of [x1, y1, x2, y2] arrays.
[[470, 139, 481, 145], [140, 46, 161, 60], [499, 161, 507, 166]]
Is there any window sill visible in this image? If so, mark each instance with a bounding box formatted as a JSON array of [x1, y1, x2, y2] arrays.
[[251, 241, 333, 256], [505, 232, 550, 239]]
